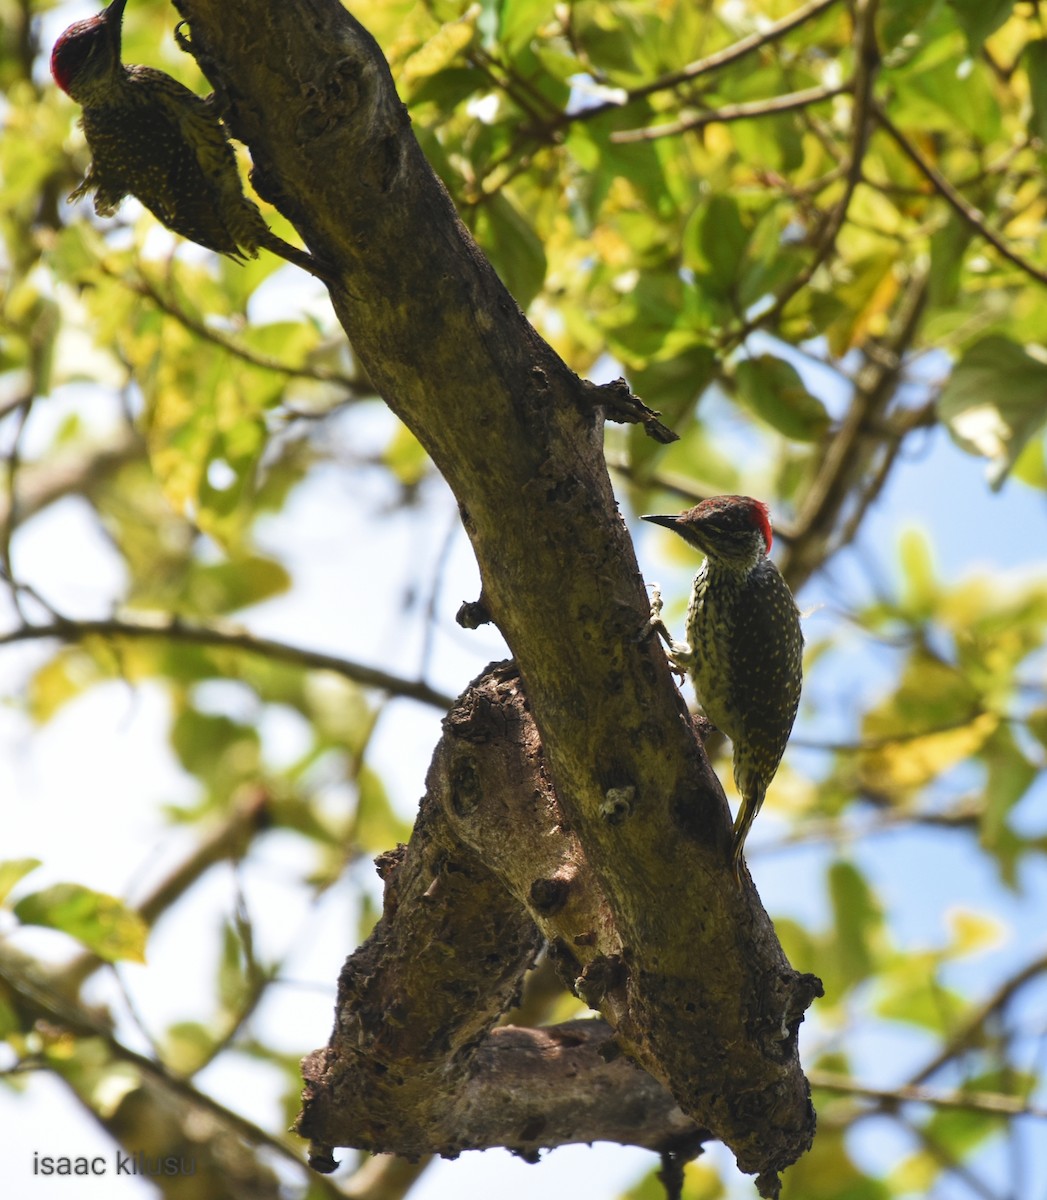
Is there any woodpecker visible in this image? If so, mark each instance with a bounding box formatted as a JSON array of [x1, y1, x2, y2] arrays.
[[643, 495, 803, 882], [51, 0, 333, 281]]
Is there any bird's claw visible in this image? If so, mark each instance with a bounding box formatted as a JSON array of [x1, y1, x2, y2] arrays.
[[635, 582, 668, 644]]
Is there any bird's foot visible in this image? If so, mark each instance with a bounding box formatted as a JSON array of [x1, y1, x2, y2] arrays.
[[637, 582, 668, 641], [637, 584, 689, 681]]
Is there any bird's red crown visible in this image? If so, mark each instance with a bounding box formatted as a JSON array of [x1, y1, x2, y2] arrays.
[[692, 495, 773, 554]]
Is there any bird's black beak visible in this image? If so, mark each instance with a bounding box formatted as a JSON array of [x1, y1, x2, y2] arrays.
[[641, 514, 681, 531], [103, 0, 128, 44]]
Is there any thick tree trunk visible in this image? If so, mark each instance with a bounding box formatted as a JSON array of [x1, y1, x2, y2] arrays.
[[175, 2, 822, 1192]]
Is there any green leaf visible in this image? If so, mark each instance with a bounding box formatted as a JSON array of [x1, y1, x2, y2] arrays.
[[0, 859, 42, 904], [946, 0, 1013, 49], [398, 9, 479, 99], [408, 64, 489, 113], [624, 343, 718, 481], [820, 252, 899, 356], [569, 4, 645, 81], [181, 555, 291, 617], [14, 884, 148, 963], [602, 269, 691, 362], [923, 1096, 1005, 1157], [733, 355, 830, 442], [164, 1021, 218, 1074], [217, 918, 258, 1012], [890, 47, 1001, 143], [471, 192, 547, 310], [857, 650, 996, 798], [382, 419, 431, 487], [498, 0, 555, 55], [876, 952, 966, 1030], [981, 725, 1037, 870], [627, 344, 717, 423], [888, 1148, 944, 1195], [772, 916, 820, 980], [898, 527, 939, 619], [683, 195, 749, 300], [0, 989, 20, 1039], [738, 206, 808, 309], [938, 336, 1047, 489], [355, 764, 413, 851], [928, 214, 974, 309], [170, 709, 261, 784], [877, 0, 945, 59], [1011, 430, 1047, 490], [565, 115, 668, 214], [946, 908, 1005, 957], [1025, 40, 1047, 142], [780, 1127, 890, 1199], [305, 673, 376, 757], [28, 645, 111, 723], [621, 1159, 726, 1199], [1027, 705, 1047, 752], [828, 862, 882, 988]]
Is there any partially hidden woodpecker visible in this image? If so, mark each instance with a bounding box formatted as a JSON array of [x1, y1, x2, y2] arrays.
[[51, 0, 334, 282], [643, 495, 803, 883]]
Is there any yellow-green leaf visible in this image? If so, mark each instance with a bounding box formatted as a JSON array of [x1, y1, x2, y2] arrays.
[[939, 337, 1047, 489], [14, 884, 148, 963], [946, 908, 1005, 957], [733, 355, 831, 442], [0, 858, 42, 905]]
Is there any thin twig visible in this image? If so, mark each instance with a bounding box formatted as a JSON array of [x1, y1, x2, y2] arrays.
[[0, 952, 344, 1196], [56, 792, 272, 992], [114, 265, 364, 390], [0, 615, 456, 710], [567, 0, 844, 125], [0, 428, 143, 529], [899, 1111, 1003, 1200], [830, 398, 937, 553], [418, 503, 462, 680], [612, 83, 847, 143], [0, 396, 34, 619], [756, 805, 983, 856], [810, 1070, 1047, 1119], [907, 953, 1047, 1088], [730, 0, 880, 346], [873, 105, 1047, 288], [789, 708, 997, 753], [781, 264, 926, 591]]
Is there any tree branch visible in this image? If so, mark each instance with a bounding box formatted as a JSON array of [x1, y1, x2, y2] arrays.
[[730, 0, 880, 347], [906, 952, 1047, 1088], [612, 83, 847, 144], [782, 264, 926, 590], [299, 665, 709, 1161], [811, 1070, 1047, 1119], [0, 615, 455, 710], [118, 266, 367, 390], [562, 0, 844, 126], [0, 943, 338, 1193], [175, 2, 822, 1190], [0, 427, 143, 529], [873, 105, 1047, 288], [299, 666, 817, 1188]]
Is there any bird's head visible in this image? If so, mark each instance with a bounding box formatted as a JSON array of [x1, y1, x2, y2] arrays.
[[51, 0, 127, 102], [642, 495, 773, 568]]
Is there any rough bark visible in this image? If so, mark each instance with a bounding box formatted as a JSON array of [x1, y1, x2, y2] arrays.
[[299, 666, 706, 1161], [174, 2, 823, 1191]]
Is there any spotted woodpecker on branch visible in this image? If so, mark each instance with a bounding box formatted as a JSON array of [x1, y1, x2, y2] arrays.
[[51, 0, 334, 282], [643, 495, 803, 883]]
